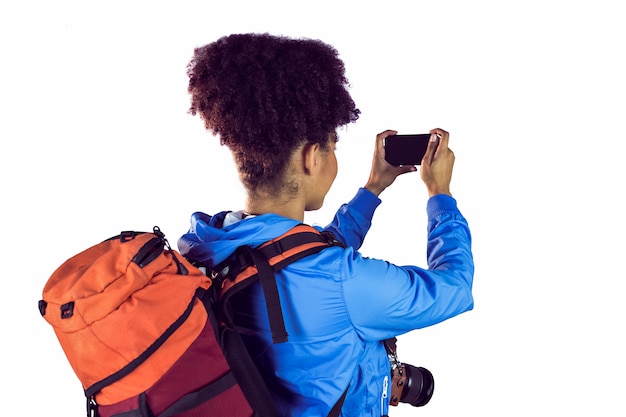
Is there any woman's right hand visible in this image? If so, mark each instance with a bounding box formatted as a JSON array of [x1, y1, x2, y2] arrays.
[[420, 128, 454, 197]]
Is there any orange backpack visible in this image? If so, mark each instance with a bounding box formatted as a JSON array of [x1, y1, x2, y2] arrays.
[[39, 225, 343, 417]]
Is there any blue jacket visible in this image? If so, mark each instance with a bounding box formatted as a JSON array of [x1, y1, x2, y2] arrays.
[[178, 188, 474, 417]]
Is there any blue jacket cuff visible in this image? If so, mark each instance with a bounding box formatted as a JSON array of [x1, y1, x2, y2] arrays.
[[353, 188, 382, 217], [427, 194, 459, 218]]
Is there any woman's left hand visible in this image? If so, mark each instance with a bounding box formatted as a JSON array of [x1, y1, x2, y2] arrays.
[[364, 130, 417, 196]]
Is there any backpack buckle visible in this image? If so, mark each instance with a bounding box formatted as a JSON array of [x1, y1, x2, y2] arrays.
[[120, 231, 138, 243], [60, 302, 75, 319]]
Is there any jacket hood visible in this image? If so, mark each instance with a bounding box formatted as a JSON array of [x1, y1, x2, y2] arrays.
[[177, 211, 303, 267]]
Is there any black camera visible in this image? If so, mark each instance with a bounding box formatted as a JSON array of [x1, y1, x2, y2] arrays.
[[385, 338, 434, 407]]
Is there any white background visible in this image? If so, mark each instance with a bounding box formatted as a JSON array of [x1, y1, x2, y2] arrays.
[[2, 1, 624, 415]]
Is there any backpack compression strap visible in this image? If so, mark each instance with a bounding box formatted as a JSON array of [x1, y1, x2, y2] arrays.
[[213, 224, 345, 344]]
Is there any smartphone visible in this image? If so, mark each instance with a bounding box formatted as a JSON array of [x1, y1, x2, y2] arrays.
[[383, 134, 431, 166]]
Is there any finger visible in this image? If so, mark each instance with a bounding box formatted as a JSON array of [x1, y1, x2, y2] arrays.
[[422, 132, 440, 165], [429, 128, 449, 150], [377, 129, 397, 159], [376, 129, 398, 146], [397, 165, 417, 175], [429, 128, 448, 137], [377, 129, 398, 137]]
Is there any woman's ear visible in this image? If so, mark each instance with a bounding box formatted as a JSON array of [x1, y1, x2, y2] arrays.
[[302, 142, 321, 175]]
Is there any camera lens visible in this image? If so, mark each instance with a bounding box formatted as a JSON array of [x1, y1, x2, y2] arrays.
[[400, 365, 434, 407]]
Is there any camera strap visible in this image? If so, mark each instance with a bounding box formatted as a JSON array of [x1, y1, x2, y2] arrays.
[[383, 337, 407, 407], [383, 337, 397, 356]]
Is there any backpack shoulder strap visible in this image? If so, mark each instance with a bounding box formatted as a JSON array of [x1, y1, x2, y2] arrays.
[[214, 224, 344, 344], [328, 385, 349, 417], [211, 225, 349, 416]]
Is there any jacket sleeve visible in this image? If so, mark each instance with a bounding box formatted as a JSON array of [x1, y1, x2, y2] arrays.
[[341, 194, 474, 340], [322, 188, 381, 249]]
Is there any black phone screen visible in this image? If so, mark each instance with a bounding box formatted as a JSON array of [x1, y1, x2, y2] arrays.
[[383, 134, 431, 166]]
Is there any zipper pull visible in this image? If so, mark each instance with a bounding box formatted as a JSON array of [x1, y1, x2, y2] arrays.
[[382, 375, 389, 399], [381, 374, 389, 416], [153, 226, 189, 275]]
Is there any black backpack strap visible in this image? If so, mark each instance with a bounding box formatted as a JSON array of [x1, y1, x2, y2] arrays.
[[241, 245, 289, 344], [216, 225, 345, 345], [220, 326, 279, 417], [212, 225, 344, 279], [156, 372, 239, 417], [328, 385, 349, 417]]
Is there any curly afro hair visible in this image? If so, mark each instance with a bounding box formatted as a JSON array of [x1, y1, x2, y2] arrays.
[[187, 33, 360, 193]]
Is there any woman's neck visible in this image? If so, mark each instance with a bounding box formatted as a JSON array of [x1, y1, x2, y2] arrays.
[[245, 193, 306, 222]]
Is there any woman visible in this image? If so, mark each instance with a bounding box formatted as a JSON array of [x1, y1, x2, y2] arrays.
[[179, 33, 474, 417]]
